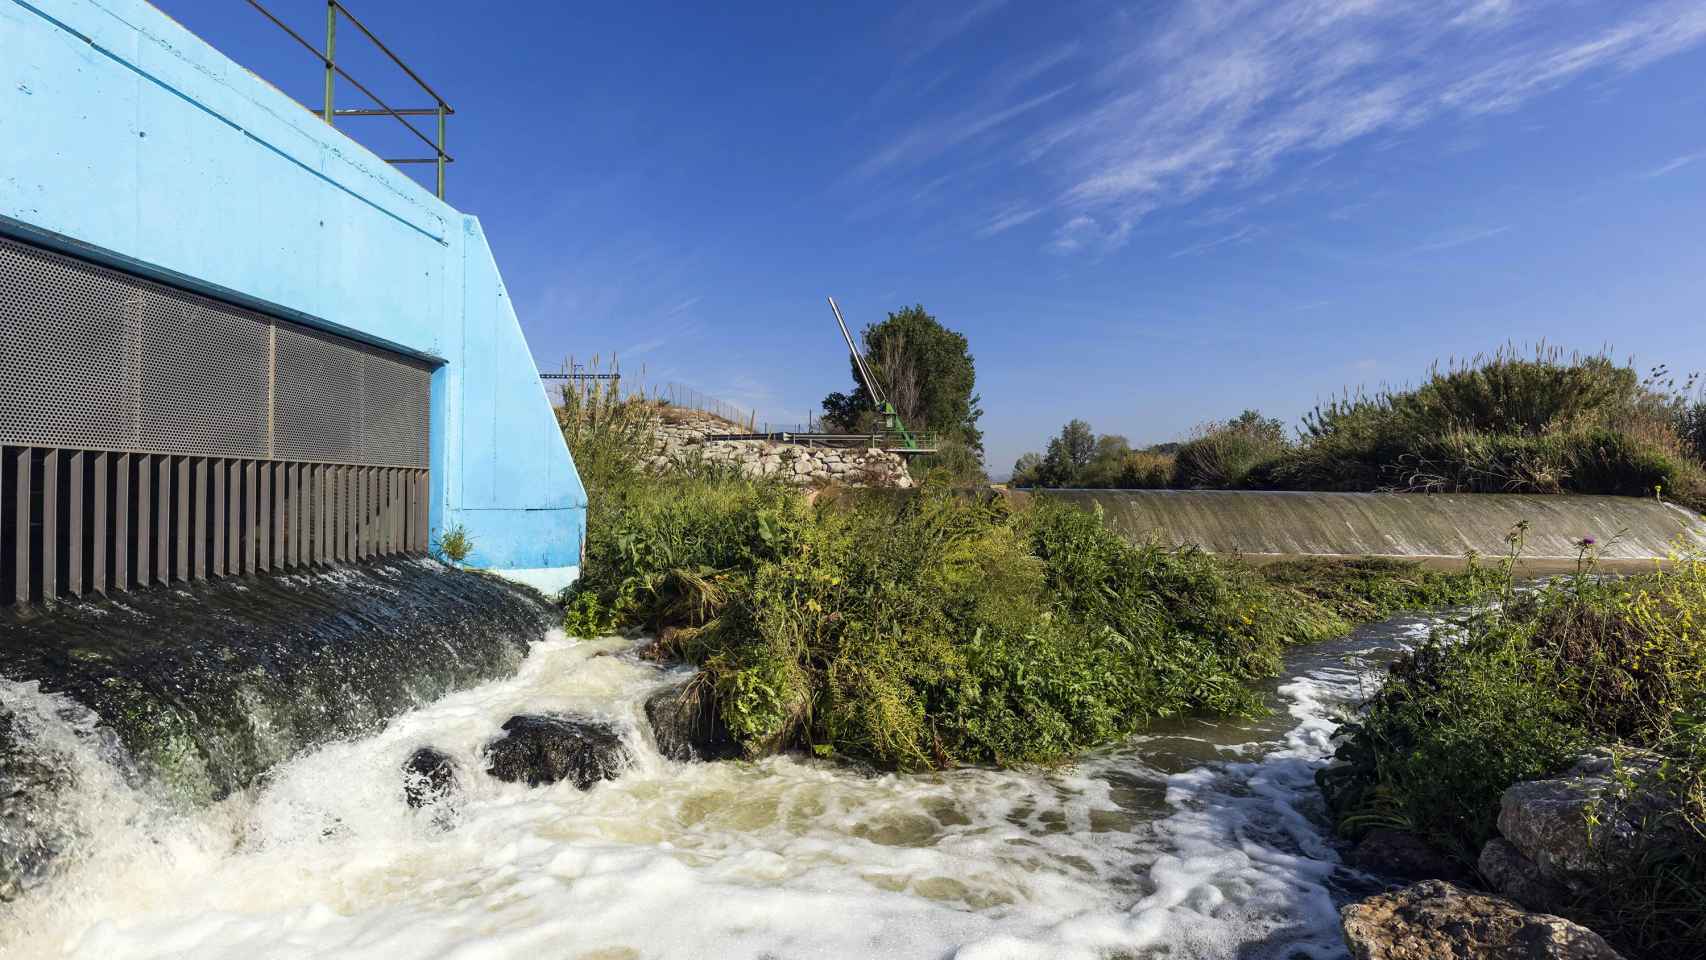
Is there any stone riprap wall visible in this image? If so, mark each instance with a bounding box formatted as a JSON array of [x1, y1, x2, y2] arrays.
[[642, 410, 913, 489]]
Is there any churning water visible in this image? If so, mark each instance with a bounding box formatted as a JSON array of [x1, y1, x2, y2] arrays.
[[0, 616, 1435, 959]]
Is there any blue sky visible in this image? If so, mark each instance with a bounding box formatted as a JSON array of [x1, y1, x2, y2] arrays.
[[162, 0, 1706, 476]]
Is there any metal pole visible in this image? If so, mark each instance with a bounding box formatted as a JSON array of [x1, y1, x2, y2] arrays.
[[322, 1, 337, 124], [435, 103, 446, 199]]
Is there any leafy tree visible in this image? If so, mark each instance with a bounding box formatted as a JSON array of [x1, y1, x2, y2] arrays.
[[820, 305, 984, 454], [1010, 452, 1044, 487], [1041, 419, 1097, 485]]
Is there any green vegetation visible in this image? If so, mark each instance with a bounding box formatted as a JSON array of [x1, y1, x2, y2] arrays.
[[1013, 347, 1706, 510], [1012, 419, 1180, 488], [433, 523, 474, 565], [561, 379, 1500, 769], [820, 303, 986, 483], [1323, 535, 1706, 959]]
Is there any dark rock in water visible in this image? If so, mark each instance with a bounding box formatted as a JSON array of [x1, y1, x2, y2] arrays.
[[1346, 828, 1472, 886], [644, 677, 740, 762], [1340, 880, 1623, 959], [402, 747, 458, 809], [485, 714, 630, 789]]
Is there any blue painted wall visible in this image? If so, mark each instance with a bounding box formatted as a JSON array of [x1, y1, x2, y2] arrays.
[[0, 0, 584, 581]]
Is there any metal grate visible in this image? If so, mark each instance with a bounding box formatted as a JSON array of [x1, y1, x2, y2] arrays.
[[0, 241, 136, 451], [0, 234, 431, 469], [273, 320, 367, 464]]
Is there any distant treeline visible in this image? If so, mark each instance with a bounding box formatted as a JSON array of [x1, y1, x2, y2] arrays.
[[1011, 346, 1706, 510]]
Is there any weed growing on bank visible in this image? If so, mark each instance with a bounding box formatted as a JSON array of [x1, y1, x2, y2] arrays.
[[562, 458, 1499, 770], [1323, 539, 1706, 959]]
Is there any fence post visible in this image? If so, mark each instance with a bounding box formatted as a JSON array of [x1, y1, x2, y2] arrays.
[[322, 1, 337, 123]]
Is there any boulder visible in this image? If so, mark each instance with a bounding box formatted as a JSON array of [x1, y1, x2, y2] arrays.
[[484, 714, 631, 789], [645, 677, 741, 762], [1340, 880, 1623, 959], [1479, 838, 1574, 916], [1347, 828, 1473, 886], [401, 747, 457, 809], [1498, 750, 1678, 887]]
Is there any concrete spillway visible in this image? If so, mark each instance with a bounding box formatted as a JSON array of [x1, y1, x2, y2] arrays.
[[1031, 490, 1706, 572]]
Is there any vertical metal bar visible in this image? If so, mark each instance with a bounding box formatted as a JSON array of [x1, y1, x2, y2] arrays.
[[157, 457, 171, 584], [136, 455, 150, 589], [259, 462, 272, 573], [387, 469, 398, 554], [377, 468, 386, 556], [246, 461, 259, 574], [291, 464, 303, 568], [227, 461, 242, 575], [349, 467, 360, 560], [42, 451, 57, 601], [376, 468, 385, 556], [394, 469, 404, 554], [402, 470, 412, 553], [115, 454, 129, 591], [318, 465, 330, 566], [346, 467, 357, 562], [322, 1, 337, 124], [309, 465, 320, 566], [363, 468, 373, 559], [68, 452, 83, 596], [213, 459, 226, 578], [15, 449, 31, 605], [193, 458, 207, 581], [93, 453, 107, 594], [332, 467, 346, 562], [416, 471, 428, 553], [178, 458, 191, 581], [435, 103, 446, 199]]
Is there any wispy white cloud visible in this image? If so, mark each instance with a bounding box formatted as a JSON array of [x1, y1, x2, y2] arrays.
[[1411, 224, 1512, 253], [892, 0, 1010, 64], [1048, 214, 1132, 256], [856, 0, 1706, 253], [1170, 224, 1264, 258], [856, 85, 1074, 179], [1643, 149, 1706, 178], [980, 203, 1044, 236]]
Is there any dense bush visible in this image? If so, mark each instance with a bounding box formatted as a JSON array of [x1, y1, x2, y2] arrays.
[[1324, 543, 1706, 958], [564, 458, 1499, 769], [1172, 410, 1290, 488], [1014, 347, 1706, 508]]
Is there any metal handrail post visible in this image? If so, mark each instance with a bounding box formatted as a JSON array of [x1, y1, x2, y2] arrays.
[[322, 1, 336, 123], [435, 103, 446, 198]]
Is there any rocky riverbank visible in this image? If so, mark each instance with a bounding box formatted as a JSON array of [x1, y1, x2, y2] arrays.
[[1332, 747, 1695, 958]]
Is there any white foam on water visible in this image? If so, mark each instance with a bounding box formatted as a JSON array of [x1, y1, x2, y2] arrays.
[[1, 622, 1432, 959]]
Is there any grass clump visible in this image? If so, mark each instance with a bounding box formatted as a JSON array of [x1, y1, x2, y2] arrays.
[[1324, 540, 1706, 958]]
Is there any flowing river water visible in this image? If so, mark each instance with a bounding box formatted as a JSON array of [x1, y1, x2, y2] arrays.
[[0, 614, 1438, 959]]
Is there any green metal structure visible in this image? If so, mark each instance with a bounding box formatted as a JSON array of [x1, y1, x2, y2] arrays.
[[827, 296, 930, 453]]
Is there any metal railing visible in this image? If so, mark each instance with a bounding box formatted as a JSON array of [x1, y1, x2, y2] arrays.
[[247, 1, 455, 199]]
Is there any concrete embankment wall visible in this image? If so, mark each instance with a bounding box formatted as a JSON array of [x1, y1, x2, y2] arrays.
[[1030, 490, 1706, 573], [2, 0, 583, 587]]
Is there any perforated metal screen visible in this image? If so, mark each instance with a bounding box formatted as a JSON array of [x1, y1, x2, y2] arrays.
[[0, 235, 431, 468]]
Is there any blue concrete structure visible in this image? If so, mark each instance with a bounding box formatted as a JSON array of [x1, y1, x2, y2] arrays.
[[1, 0, 584, 590]]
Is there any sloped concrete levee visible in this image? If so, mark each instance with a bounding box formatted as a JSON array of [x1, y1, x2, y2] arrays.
[[0, 0, 584, 590], [1032, 490, 1706, 572]]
